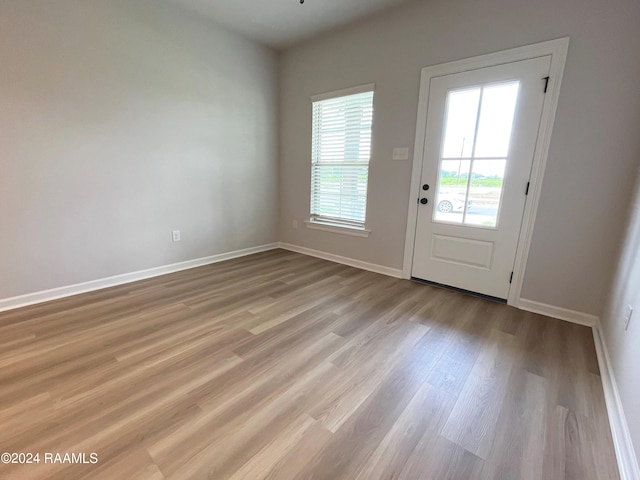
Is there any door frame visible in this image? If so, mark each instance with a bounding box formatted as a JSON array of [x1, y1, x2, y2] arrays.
[[402, 38, 570, 307]]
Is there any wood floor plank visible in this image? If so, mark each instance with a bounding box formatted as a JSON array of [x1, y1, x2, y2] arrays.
[[440, 328, 520, 459], [147, 335, 344, 474], [478, 369, 548, 480], [307, 321, 429, 433], [291, 348, 435, 480], [354, 382, 457, 480], [227, 414, 318, 480], [400, 435, 483, 480], [159, 356, 338, 479], [0, 249, 619, 480], [261, 422, 334, 480]]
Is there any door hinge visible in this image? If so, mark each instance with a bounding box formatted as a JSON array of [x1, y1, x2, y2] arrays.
[[525, 182, 530, 195], [543, 76, 550, 93], [509, 271, 514, 284]]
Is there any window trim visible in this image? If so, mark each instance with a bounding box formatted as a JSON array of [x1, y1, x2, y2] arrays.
[[310, 83, 375, 103], [309, 83, 375, 233], [305, 220, 371, 238]]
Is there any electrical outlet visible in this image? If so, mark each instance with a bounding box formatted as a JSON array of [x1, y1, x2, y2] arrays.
[[292, 219, 298, 229], [172, 230, 181, 243], [624, 305, 633, 330]]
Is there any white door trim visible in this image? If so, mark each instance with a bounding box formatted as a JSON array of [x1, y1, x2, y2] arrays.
[[402, 38, 570, 306]]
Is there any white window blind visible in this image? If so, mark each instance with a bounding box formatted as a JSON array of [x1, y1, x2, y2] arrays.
[[311, 88, 374, 227]]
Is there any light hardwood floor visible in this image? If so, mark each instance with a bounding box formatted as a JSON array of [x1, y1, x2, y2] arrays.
[[0, 249, 619, 479]]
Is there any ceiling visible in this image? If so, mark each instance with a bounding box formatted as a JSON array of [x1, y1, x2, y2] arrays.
[[166, 0, 412, 50]]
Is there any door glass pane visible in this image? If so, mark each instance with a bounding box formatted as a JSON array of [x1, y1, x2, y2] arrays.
[[434, 159, 470, 224], [474, 82, 520, 158], [464, 160, 506, 227], [441, 88, 481, 158], [433, 80, 520, 229]]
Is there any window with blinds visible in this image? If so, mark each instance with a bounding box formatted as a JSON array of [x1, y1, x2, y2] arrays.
[[310, 87, 374, 228]]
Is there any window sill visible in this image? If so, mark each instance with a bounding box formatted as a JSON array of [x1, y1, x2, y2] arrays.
[[305, 220, 371, 238]]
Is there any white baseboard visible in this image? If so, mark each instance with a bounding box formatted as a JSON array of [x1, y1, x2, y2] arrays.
[[593, 323, 640, 480], [518, 298, 598, 327], [278, 242, 403, 278], [0, 243, 279, 313]]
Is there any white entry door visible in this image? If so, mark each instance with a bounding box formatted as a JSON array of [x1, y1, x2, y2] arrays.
[[411, 56, 551, 299]]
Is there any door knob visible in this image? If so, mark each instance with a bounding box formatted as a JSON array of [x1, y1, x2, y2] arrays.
[[420, 198, 428, 205], [422, 184, 430, 191]]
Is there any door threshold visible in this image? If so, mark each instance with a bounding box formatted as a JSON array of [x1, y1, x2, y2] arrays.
[[410, 277, 507, 304]]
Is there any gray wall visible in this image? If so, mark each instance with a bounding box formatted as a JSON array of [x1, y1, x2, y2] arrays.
[[0, 0, 279, 299], [279, 0, 640, 315], [602, 167, 640, 462]]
